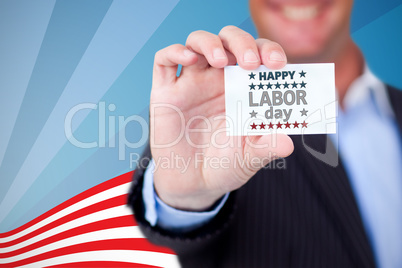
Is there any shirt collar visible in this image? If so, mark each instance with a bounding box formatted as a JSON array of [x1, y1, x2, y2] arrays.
[[342, 65, 394, 118]]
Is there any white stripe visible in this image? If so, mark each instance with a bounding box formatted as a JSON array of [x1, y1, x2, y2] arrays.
[[0, 226, 144, 264], [17, 250, 180, 268], [0, 182, 131, 243], [0, 205, 133, 253]]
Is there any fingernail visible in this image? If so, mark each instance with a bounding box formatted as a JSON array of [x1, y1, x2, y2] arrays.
[[269, 51, 286, 62], [244, 49, 259, 63], [184, 49, 196, 57], [213, 48, 226, 60]]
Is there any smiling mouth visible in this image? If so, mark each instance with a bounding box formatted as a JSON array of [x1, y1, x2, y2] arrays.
[[282, 5, 319, 21], [266, 1, 332, 22]]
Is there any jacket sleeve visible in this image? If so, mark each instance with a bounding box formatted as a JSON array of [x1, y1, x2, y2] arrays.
[[127, 144, 237, 264]]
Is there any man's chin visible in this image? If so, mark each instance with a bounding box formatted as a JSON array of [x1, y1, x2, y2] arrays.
[[286, 50, 326, 63]]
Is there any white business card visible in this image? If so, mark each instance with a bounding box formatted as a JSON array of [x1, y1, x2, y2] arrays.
[[224, 63, 337, 136]]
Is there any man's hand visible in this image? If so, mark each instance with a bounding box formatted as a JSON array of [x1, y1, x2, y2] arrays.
[[150, 26, 294, 211]]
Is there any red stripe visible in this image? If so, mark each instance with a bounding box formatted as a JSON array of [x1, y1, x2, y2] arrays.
[[45, 261, 161, 268], [1, 238, 173, 267], [0, 194, 131, 248], [0, 170, 176, 267], [0, 215, 138, 258], [0, 171, 134, 238]]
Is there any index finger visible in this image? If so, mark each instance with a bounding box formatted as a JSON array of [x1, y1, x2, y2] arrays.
[[218, 26, 287, 70], [256, 38, 287, 70], [218, 26, 261, 70]]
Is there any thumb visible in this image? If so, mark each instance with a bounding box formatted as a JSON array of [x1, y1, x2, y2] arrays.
[[242, 134, 294, 173]]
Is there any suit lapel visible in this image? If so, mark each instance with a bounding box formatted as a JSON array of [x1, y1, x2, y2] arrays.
[[386, 85, 402, 135], [291, 86, 401, 267], [292, 134, 376, 268]]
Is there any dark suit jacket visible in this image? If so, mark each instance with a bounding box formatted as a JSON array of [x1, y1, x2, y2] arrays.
[[128, 86, 402, 268]]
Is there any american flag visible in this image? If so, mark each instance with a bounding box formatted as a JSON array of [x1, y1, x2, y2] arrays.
[[0, 172, 180, 268]]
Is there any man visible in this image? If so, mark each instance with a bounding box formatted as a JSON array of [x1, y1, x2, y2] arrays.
[[129, 0, 402, 267]]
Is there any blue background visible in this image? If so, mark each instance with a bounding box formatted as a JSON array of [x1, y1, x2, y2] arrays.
[[0, 0, 401, 232]]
